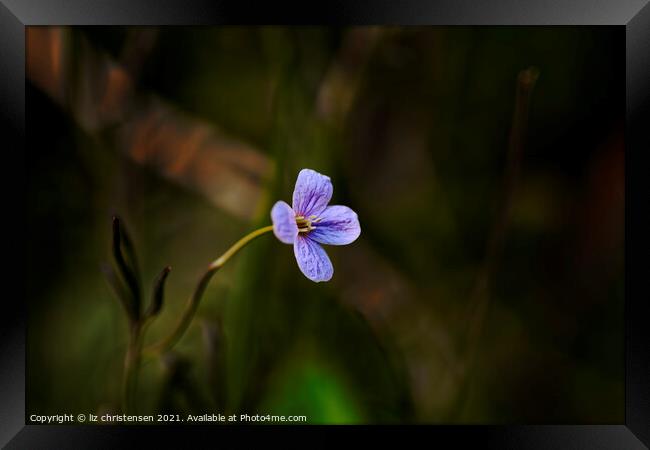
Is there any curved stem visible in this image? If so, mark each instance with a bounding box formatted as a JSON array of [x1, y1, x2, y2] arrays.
[[143, 225, 274, 356]]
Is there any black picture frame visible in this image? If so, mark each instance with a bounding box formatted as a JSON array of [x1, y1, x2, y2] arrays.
[[1, 1, 648, 448]]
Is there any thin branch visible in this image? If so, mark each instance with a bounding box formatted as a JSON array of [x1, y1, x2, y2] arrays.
[[464, 67, 540, 361]]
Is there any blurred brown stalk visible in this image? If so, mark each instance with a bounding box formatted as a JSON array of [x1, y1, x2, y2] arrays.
[[26, 26, 272, 220]]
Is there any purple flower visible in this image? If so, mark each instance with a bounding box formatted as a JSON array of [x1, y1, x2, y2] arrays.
[[270, 169, 361, 282]]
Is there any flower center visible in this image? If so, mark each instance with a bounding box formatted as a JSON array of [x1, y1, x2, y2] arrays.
[[295, 215, 322, 234]]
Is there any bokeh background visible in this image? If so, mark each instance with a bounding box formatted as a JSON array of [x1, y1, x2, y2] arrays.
[[26, 26, 624, 423]]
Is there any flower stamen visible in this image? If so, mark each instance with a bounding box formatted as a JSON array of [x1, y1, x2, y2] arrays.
[[296, 215, 319, 234]]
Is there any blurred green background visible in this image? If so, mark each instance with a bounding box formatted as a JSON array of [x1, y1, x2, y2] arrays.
[[26, 26, 624, 423]]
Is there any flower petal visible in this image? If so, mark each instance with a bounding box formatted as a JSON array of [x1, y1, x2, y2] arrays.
[[309, 205, 361, 246], [271, 201, 298, 244], [293, 235, 333, 282], [292, 169, 333, 217]]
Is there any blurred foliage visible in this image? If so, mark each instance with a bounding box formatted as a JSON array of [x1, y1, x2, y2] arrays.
[[27, 26, 623, 423]]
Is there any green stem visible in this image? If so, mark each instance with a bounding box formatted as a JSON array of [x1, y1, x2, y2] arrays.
[[143, 225, 274, 356], [122, 323, 143, 414]]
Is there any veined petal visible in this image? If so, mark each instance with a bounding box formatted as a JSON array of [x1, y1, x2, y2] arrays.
[[309, 205, 361, 246], [293, 235, 333, 282], [271, 201, 298, 244], [292, 169, 333, 217]]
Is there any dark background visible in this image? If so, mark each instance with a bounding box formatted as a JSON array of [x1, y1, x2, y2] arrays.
[[26, 26, 624, 423]]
